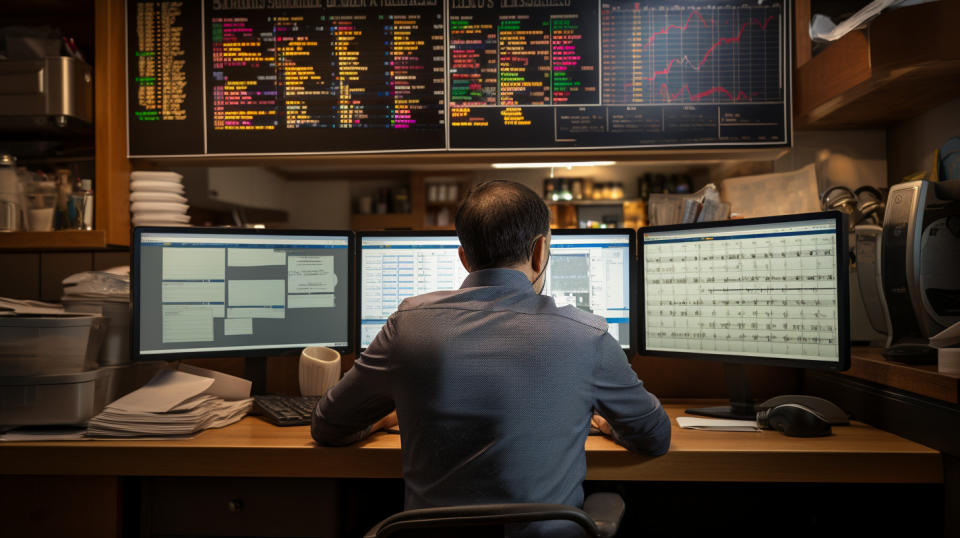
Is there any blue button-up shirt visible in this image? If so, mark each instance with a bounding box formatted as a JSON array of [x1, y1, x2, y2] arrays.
[[312, 268, 670, 510]]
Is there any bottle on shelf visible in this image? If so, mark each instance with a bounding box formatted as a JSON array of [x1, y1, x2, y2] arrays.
[[54, 168, 75, 230], [0, 154, 26, 232], [78, 179, 94, 230], [570, 178, 583, 200]]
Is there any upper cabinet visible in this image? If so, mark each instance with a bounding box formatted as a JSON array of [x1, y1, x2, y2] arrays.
[[1, 0, 129, 250], [794, 0, 960, 129]]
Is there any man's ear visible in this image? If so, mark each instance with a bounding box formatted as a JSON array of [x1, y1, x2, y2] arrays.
[[531, 235, 548, 274], [458, 246, 473, 272]]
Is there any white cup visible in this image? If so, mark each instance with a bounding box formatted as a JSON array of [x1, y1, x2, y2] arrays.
[[299, 346, 341, 397], [28, 207, 54, 231]]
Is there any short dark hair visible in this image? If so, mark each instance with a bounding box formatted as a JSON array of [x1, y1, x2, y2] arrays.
[[455, 180, 550, 270]]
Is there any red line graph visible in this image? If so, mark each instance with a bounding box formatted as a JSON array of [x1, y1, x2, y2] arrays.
[[647, 14, 776, 86], [659, 84, 758, 103], [645, 10, 712, 47]]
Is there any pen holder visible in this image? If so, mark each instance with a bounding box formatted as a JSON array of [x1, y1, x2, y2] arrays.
[[299, 346, 341, 397]]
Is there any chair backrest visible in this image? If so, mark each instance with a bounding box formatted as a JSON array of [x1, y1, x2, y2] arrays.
[[364, 502, 601, 538]]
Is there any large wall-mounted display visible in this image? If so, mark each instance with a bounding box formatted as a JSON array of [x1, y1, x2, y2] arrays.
[[127, 0, 791, 157]]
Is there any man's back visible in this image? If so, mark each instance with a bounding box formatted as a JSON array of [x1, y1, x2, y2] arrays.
[[313, 268, 671, 509]]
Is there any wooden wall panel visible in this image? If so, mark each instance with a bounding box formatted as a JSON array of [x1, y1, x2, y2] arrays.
[[94, 0, 131, 247], [0, 253, 40, 300]]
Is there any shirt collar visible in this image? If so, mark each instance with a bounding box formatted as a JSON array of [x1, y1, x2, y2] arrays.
[[461, 268, 534, 291]]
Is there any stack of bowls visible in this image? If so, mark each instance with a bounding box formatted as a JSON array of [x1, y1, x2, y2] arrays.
[[129, 171, 190, 227]]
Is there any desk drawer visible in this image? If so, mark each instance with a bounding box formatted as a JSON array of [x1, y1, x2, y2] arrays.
[[142, 477, 339, 538]]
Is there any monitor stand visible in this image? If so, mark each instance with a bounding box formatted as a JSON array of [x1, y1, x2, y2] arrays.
[[685, 363, 756, 421], [244, 356, 268, 395]]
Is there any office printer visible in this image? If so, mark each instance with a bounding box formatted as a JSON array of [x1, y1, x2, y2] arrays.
[[881, 180, 960, 363]]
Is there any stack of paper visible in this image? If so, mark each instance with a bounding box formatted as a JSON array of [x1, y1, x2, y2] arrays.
[[86, 365, 252, 438], [676, 416, 761, 432]]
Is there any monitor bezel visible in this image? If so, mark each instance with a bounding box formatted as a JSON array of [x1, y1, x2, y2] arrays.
[[355, 230, 460, 351], [637, 211, 850, 371], [355, 228, 637, 354], [548, 228, 638, 355], [131, 226, 355, 361]]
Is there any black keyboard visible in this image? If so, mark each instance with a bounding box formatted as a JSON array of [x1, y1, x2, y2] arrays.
[[253, 395, 322, 426]]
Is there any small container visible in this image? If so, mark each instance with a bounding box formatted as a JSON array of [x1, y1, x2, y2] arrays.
[[25, 179, 58, 231], [0, 154, 26, 232], [601, 183, 613, 200], [583, 179, 594, 200], [0, 364, 128, 427], [356, 195, 373, 214], [78, 178, 94, 230], [612, 182, 624, 200], [571, 178, 583, 200], [0, 314, 106, 376], [62, 298, 131, 366]]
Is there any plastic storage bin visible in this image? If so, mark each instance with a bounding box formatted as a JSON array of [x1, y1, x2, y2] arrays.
[[0, 364, 127, 427], [0, 314, 105, 376], [62, 298, 130, 366]]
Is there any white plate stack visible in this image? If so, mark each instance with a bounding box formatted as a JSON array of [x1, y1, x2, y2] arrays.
[[129, 171, 190, 227]]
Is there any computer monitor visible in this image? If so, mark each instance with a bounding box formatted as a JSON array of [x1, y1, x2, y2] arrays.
[[357, 229, 636, 352], [546, 229, 636, 352], [357, 231, 467, 349], [639, 212, 850, 420], [132, 228, 354, 371]]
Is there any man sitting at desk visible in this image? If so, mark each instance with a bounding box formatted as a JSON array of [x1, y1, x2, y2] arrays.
[[312, 180, 670, 527]]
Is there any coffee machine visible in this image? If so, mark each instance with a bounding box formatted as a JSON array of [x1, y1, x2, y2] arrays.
[[881, 180, 960, 363]]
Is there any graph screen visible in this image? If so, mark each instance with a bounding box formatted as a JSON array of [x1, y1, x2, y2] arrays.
[[127, 0, 789, 156], [641, 215, 846, 365]]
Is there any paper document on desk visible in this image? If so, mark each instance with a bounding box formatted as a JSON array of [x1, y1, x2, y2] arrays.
[[86, 366, 252, 438], [676, 417, 761, 432]]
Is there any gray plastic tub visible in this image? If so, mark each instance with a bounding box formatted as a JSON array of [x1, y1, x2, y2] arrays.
[[61, 298, 131, 366], [0, 364, 128, 427], [0, 314, 106, 376]]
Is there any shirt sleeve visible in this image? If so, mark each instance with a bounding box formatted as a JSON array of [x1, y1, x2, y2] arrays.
[[592, 334, 671, 456], [311, 316, 396, 446]]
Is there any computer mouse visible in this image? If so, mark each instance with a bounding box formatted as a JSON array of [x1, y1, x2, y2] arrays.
[[756, 395, 849, 425], [757, 403, 832, 437]]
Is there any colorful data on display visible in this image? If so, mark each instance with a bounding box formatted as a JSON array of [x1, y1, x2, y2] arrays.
[[128, 0, 789, 156]]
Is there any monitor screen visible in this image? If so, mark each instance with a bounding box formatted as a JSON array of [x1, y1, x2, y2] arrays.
[[358, 229, 635, 351], [546, 230, 635, 351], [132, 227, 353, 359], [640, 213, 849, 369], [126, 0, 790, 157], [358, 232, 467, 349]]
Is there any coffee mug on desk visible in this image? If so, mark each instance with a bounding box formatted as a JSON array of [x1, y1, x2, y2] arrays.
[[299, 346, 341, 397]]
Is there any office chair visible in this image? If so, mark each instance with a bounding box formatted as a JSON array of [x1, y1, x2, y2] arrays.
[[364, 492, 625, 538]]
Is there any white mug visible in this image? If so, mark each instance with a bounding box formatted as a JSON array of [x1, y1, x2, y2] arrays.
[[299, 346, 341, 397]]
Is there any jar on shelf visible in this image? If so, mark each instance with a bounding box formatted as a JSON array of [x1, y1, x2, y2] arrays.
[[570, 178, 583, 200], [543, 178, 554, 199]]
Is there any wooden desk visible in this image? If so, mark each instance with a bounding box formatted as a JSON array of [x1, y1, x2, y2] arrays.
[[0, 403, 943, 537], [0, 404, 941, 483]]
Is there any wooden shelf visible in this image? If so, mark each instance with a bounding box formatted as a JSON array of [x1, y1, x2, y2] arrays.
[[841, 347, 960, 404], [0, 230, 107, 250], [351, 213, 421, 230], [794, 0, 960, 129], [546, 199, 631, 206]]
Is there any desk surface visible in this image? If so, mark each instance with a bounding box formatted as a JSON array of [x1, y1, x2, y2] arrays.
[[0, 404, 941, 484]]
